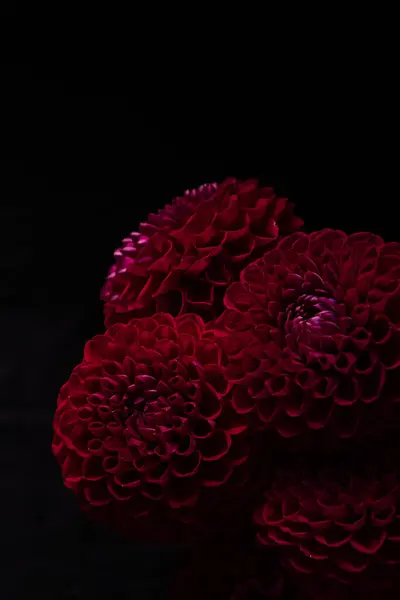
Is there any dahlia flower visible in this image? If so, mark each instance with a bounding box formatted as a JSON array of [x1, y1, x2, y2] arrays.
[[218, 230, 400, 444], [255, 464, 400, 598], [101, 179, 302, 327], [52, 313, 250, 540]]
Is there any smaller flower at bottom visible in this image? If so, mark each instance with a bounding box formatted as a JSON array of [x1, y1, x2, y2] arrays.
[[52, 313, 250, 540], [254, 462, 400, 599]]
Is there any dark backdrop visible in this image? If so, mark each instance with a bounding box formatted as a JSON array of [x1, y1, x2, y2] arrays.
[[0, 63, 389, 598]]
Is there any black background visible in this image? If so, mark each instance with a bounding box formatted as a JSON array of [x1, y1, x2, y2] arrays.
[[0, 62, 391, 598]]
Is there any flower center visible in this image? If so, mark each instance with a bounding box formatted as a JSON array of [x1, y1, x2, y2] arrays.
[[285, 293, 339, 346]]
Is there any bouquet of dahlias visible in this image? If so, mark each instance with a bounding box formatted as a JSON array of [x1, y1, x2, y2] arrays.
[[53, 179, 400, 599]]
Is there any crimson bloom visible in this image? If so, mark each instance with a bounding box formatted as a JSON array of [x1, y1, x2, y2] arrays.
[[217, 229, 400, 445], [254, 464, 400, 599], [101, 179, 303, 327], [52, 313, 250, 540]]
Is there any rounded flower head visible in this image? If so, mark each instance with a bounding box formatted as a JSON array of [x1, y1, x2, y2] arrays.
[[219, 230, 400, 444], [254, 464, 400, 599], [52, 313, 250, 540], [101, 179, 303, 327]]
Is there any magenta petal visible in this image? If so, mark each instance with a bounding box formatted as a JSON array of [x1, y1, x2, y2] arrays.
[[350, 530, 387, 555], [198, 430, 232, 462]]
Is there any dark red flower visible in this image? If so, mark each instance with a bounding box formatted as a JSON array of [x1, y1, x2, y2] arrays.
[[218, 229, 400, 444], [254, 465, 400, 599], [52, 313, 251, 540], [101, 179, 303, 327]]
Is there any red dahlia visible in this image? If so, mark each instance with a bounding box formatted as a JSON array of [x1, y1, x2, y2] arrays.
[[101, 179, 303, 327], [52, 313, 250, 540], [217, 229, 400, 444], [254, 465, 400, 599]]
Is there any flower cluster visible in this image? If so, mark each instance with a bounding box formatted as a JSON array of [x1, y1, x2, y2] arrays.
[[53, 179, 400, 598]]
